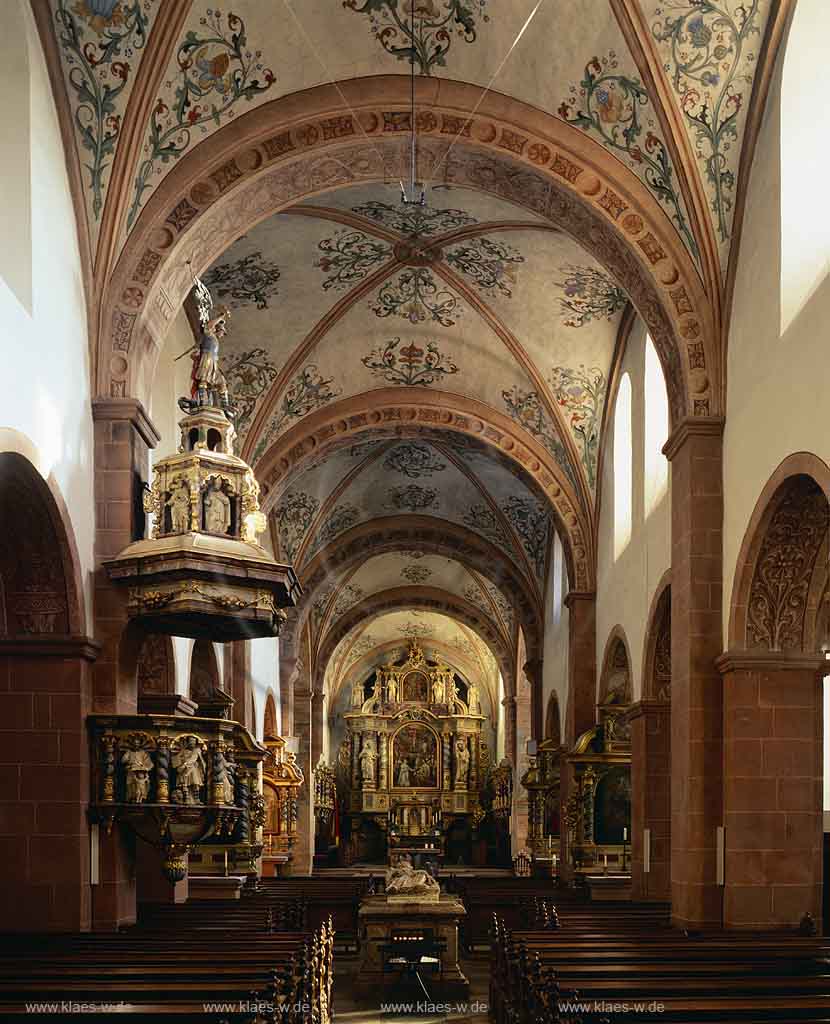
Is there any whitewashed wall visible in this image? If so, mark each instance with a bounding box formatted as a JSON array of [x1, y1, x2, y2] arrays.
[[724, 6, 830, 639], [595, 321, 672, 700], [0, 2, 94, 630]]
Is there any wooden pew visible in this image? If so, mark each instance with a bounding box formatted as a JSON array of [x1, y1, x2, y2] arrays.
[[491, 906, 830, 1023]]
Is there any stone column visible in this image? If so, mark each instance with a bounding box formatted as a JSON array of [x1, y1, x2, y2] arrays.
[[351, 732, 360, 790], [717, 651, 823, 930], [559, 592, 596, 880], [625, 701, 671, 900], [502, 696, 517, 765], [310, 692, 324, 767], [442, 733, 451, 790], [292, 685, 314, 875], [379, 732, 388, 790], [563, 592, 596, 744], [663, 418, 724, 929], [92, 398, 159, 930], [523, 659, 544, 742]]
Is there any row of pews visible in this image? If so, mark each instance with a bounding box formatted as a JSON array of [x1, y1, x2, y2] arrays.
[[491, 896, 830, 1023], [0, 888, 335, 1022]]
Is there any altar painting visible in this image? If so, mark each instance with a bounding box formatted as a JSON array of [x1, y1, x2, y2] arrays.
[[393, 723, 438, 788], [402, 670, 429, 702], [593, 765, 631, 844]]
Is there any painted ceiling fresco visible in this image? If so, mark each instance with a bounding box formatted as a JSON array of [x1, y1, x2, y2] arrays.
[[45, 0, 781, 729], [199, 180, 619, 499], [51, 0, 773, 275]]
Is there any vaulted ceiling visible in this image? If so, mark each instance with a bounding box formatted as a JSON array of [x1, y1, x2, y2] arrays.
[[40, 0, 788, 704]]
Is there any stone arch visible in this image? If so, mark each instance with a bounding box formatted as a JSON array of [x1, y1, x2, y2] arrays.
[[598, 626, 633, 706], [135, 632, 175, 697], [290, 515, 540, 663], [643, 571, 672, 702], [189, 638, 220, 702], [0, 451, 93, 931], [316, 587, 514, 702], [259, 389, 592, 592], [544, 692, 562, 746], [729, 453, 830, 652], [103, 78, 713, 427]]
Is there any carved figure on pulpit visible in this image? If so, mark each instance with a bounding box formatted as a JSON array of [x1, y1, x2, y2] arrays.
[[172, 736, 206, 804], [385, 854, 440, 897], [360, 736, 377, 785], [454, 738, 470, 788], [167, 484, 191, 533], [122, 739, 152, 803], [205, 482, 232, 535]]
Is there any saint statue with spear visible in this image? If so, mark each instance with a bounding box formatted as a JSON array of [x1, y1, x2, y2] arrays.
[[177, 267, 236, 421]]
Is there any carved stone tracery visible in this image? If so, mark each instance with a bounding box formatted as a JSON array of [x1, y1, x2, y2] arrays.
[[747, 478, 829, 651]]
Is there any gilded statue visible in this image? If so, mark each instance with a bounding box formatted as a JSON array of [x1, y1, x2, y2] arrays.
[[122, 740, 152, 803], [385, 855, 440, 898], [386, 675, 398, 702], [454, 737, 470, 788], [167, 484, 191, 533], [468, 681, 480, 714], [204, 482, 232, 535], [431, 676, 444, 703], [359, 736, 377, 785], [172, 736, 206, 804]]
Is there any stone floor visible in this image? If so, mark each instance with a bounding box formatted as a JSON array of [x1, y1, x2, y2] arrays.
[[332, 953, 490, 1023]]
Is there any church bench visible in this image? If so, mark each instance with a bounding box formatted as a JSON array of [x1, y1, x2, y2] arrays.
[[491, 913, 830, 1023], [0, 917, 333, 1022]]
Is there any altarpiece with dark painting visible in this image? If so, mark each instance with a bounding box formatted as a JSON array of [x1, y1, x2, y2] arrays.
[[336, 640, 491, 866]]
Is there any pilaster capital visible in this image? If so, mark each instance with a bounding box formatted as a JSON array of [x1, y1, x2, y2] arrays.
[[92, 397, 161, 449], [0, 634, 101, 660], [661, 416, 724, 462], [715, 648, 827, 677]]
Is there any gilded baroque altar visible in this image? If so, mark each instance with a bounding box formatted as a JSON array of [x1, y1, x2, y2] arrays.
[[343, 640, 486, 862]]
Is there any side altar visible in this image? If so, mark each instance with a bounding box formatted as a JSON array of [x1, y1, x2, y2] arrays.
[[342, 640, 487, 865]]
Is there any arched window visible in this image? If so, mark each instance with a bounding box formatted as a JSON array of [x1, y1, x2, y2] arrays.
[[644, 336, 669, 515], [781, 0, 830, 333], [613, 372, 632, 561]]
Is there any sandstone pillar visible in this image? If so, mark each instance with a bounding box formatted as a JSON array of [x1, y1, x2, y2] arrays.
[[626, 701, 671, 899], [560, 592, 596, 880], [292, 685, 314, 875], [92, 398, 159, 929], [663, 418, 724, 928], [717, 651, 823, 930]]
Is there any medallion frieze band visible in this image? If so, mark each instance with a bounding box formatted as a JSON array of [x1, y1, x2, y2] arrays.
[[101, 79, 713, 425]]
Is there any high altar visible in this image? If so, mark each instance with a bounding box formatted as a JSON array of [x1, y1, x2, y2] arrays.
[[343, 640, 486, 864]]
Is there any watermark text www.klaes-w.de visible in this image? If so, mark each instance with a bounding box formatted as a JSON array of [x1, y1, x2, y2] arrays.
[[26, 1002, 127, 1014], [560, 999, 666, 1015], [380, 1000, 490, 1015]]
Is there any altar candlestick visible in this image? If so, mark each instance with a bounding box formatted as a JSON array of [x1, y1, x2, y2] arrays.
[[623, 827, 627, 842]]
